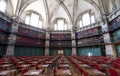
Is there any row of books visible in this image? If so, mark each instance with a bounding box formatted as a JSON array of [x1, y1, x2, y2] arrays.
[[15, 36, 45, 46], [0, 31, 8, 44], [77, 37, 104, 47], [50, 41, 71, 47], [17, 27, 46, 39], [50, 34, 71, 40], [77, 27, 101, 39], [109, 15, 120, 31], [111, 29, 120, 42], [0, 18, 11, 32]]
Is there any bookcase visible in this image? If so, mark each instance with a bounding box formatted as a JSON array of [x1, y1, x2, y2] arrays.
[[76, 26, 104, 56], [109, 15, 120, 57], [49, 32, 72, 56], [50, 33, 71, 47], [0, 16, 11, 57], [14, 26, 46, 56]]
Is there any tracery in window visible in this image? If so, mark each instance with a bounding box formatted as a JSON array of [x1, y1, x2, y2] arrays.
[[25, 12, 43, 28], [79, 11, 96, 28], [54, 19, 68, 30]]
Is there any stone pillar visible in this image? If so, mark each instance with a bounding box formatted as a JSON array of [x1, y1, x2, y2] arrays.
[[6, 19, 19, 56], [105, 44, 117, 57], [101, 21, 117, 57], [71, 31, 77, 55], [45, 31, 50, 55]]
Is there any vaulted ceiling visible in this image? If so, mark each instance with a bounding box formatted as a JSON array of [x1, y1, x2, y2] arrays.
[[6, 0, 113, 28]]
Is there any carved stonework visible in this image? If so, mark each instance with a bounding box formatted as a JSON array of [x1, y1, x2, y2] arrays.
[[8, 34, 16, 44], [115, 0, 120, 8], [112, 0, 120, 10], [111, 0, 116, 10]]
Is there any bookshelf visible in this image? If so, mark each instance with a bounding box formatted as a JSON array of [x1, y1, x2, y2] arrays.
[[50, 33, 71, 47], [76, 26, 101, 39], [17, 26, 46, 39]]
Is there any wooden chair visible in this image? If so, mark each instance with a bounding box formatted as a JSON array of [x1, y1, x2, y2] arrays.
[[109, 68, 119, 76]]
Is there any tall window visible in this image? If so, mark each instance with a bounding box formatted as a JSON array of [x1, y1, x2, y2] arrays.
[[82, 13, 90, 26], [25, 12, 43, 28], [0, 0, 7, 12], [79, 12, 96, 28], [30, 13, 39, 27], [91, 15, 95, 23], [58, 20, 64, 30], [54, 23, 57, 30], [79, 20, 83, 28], [54, 19, 68, 30], [25, 15, 30, 24], [38, 20, 42, 28]]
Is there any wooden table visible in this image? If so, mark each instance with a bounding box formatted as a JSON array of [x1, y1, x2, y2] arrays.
[[45, 61, 53, 64], [59, 64, 69, 69], [2, 61, 10, 64], [59, 61, 69, 64], [78, 64, 92, 69], [16, 61, 24, 64], [17, 64, 30, 69], [23, 70, 43, 76], [38, 64, 49, 68], [0, 64, 13, 70], [85, 69, 106, 76], [55, 69, 72, 76], [38, 64, 50, 72], [31, 61, 39, 64], [0, 70, 16, 76]]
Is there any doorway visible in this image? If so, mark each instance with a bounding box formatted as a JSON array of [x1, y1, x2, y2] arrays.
[[58, 50, 64, 55]]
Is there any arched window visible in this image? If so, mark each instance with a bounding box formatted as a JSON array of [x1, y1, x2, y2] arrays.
[[0, 0, 7, 12], [25, 12, 43, 28], [82, 13, 90, 26], [25, 15, 30, 24], [54, 19, 68, 30], [79, 12, 96, 28]]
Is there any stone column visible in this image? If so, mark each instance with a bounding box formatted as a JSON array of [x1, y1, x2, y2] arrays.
[[101, 21, 117, 57], [6, 17, 19, 56], [71, 30, 77, 55], [45, 31, 50, 55]]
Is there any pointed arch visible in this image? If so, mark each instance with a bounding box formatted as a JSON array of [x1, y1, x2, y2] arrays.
[[84, 0, 102, 15], [18, 0, 38, 16], [50, 0, 72, 25]]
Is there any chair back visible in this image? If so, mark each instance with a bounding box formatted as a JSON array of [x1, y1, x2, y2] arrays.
[[109, 68, 119, 76]]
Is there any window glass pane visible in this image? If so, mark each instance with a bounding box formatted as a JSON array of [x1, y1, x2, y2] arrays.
[[64, 23, 67, 30], [54, 24, 57, 30], [38, 20, 42, 28], [79, 20, 83, 28], [0, 0, 6, 12], [25, 15, 30, 24], [91, 15, 95, 23], [57, 20, 64, 30], [82, 13, 90, 26], [30, 13, 39, 27]]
